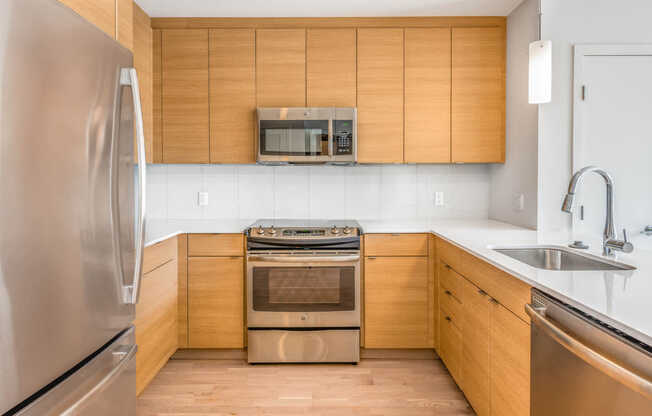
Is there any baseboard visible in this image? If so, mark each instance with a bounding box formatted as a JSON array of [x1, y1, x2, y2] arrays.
[[171, 348, 247, 360], [171, 348, 439, 361], [360, 348, 439, 360]]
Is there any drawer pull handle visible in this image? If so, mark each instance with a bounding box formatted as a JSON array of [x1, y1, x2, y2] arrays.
[[445, 264, 451, 270], [478, 289, 487, 296], [445, 290, 452, 296], [445, 316, 452, 322], [490, 298, 499, 304]]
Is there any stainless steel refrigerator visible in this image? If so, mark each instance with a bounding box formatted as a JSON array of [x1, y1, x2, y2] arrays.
[[0, 0, 146, 414]]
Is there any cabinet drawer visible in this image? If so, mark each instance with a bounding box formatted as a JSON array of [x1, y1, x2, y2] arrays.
[[365, 234, 428, 256], [439, 285, 463, 330], [437, 238, 531, 322], [439, 261, 464, 300], [143, 236, 177, 274], [188, 234, 244, 256], [439, 307, 462, 386]]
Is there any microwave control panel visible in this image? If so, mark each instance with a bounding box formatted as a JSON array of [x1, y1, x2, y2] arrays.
[[333, 119, 354, 155]]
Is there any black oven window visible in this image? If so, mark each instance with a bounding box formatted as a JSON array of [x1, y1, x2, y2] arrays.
[[259, 120, 329, 156], [252, 266, 355, 312]]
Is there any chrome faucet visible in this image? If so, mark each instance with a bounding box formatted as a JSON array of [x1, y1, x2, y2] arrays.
[[561, 166, 633, 256]]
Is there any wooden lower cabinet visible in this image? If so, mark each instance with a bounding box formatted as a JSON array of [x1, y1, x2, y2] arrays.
[[439, 305, 462, 385], [135, 239, 179, 395], [491, 302, 531, 416], [437, 242, 530, 416], [364, 256, 430, 348], [461, 277, 491, 416], [188, 256, 244, 348]]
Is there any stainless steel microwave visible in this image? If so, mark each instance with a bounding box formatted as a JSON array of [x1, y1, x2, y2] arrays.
[[256, 107, 357, 165]]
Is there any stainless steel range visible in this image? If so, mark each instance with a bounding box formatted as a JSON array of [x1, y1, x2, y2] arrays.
[[245, 220, 362, 363]]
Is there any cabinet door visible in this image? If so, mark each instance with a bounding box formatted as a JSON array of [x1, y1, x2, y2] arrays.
[[452, 27, 505, 163], [116, 0, 133, 51], [57, 0, 115, 38], [162, 30, 210, 163], [365, 256, 430, 348], [134, 259, 178, 395], [307, 29, 357, 107], [210, 29, 256, 163], [133, 3, 153, 163], [256, 29, 306, 107], [461, 278, 491, 416], [357, 28, 404, 163], [439, 306, 463, 386], [491, 302, 530, 416], [405, 28, 451, 163], [188, 257, 244, 348]]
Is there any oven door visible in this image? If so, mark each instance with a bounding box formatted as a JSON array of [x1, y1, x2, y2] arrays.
[[246, 252, 360, 328]]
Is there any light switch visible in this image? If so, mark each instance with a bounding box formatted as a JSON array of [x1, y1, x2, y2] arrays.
[[198, 191, 209, 207]]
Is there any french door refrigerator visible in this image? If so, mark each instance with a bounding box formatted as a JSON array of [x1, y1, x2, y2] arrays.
[[0, 0, 146, 414]]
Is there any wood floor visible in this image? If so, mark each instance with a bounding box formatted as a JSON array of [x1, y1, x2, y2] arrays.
[[137, 358, 475, 415]]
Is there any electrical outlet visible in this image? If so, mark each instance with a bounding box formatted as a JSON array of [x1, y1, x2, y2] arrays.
[[198, 191, 209, 207], [435, 191, 445, 207], [513, 193, 525, 212]]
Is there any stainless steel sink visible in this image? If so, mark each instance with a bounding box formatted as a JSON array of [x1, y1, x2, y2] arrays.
[[493, 246, 636, 271]]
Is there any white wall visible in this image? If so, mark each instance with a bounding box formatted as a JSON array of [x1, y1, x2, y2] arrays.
[[489, 0, 539, 229], [146, 164, 490, 224], [538, 0, 652, 232]]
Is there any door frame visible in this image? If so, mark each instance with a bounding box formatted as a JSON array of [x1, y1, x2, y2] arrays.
[[571, 44, 652, 229]]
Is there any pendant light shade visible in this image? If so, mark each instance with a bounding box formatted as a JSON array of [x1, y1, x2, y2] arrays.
[[528, 40, 552, 104]]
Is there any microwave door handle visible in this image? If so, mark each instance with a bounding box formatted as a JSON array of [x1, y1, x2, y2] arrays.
[[328, 118, 333, 157]]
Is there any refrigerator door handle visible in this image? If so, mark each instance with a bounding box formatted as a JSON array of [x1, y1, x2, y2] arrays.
[[116, 68, 146, 305], [59, 344, 137, 415]]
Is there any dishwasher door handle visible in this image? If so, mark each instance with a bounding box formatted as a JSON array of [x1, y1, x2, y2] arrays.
[[525, 303, 652, 400]]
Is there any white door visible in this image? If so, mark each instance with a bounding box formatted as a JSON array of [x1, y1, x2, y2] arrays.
[[572, 45, 652, 248]]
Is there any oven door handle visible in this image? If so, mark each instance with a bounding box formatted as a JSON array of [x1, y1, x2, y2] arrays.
[[247, 255, 360, 263], [525, 303, 652, 400]]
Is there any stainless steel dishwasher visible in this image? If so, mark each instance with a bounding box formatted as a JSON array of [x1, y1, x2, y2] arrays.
[[526, 289, 652, 415]]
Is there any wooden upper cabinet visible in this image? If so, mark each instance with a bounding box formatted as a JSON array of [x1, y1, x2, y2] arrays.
[[404, 28, 451, 163], [256, 29, 306, 107], [357, 28, 404, 163], [452, 27, 505, 163], [116, 0, 133, 51], [133, 4, 153, 163], [162, 30, 210, 163], [491, 303, 530, 416], [57, 0, 116, 38], [307, 29, 357, 107], [209, 29, 256, 163], [152, 30, 163, 163]]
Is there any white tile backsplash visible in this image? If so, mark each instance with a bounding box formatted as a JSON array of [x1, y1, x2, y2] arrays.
[[146, 163, 491, 223]]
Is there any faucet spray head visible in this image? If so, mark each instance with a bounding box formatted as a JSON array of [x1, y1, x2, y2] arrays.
[[562, 193, 575, 213]]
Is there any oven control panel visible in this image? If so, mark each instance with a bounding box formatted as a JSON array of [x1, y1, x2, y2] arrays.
[[249, 226, 359, 238]]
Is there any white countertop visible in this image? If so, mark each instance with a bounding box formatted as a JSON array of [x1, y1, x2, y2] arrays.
[[145, 217, 652, 345], [429, 219, 652, 346]]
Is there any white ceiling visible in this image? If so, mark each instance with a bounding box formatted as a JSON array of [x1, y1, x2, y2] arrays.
[[136, 0, 524, 18]]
